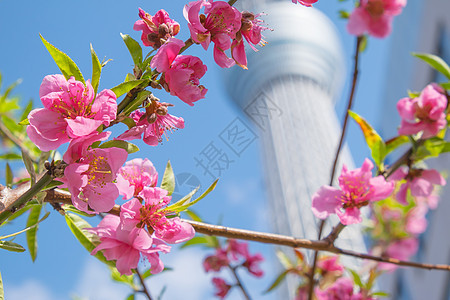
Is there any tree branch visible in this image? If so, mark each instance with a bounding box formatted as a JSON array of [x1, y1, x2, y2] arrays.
[[35, 190, 450, 271], [308, 36, 364, 299], [229, 266, 251, 300], [136, 268, 153, 300]]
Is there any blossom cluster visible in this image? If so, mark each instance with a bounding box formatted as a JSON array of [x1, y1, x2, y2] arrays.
[[347, 0, 407, 38], [203, 239, 264, 299], [277, 252, 376, 299], [310, 80, 447, 279], [89, 158, 195, 275]]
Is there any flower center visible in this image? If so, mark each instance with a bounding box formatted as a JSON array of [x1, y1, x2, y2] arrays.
[[366, 0, 385, 17]]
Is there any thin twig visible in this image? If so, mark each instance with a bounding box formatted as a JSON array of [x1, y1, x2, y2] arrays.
[[323, 223, 346, 245], [0, 121, 37, 163], [308, 36, 363, 300], [136, 268, 153, 300], [229, 266, 251, 300]]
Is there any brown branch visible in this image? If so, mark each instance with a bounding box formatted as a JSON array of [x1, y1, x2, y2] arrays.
[[229, 266, 251, 300], [136, 268, 153, 300], [323, 223, 346, 245], [308, 36, 364, 300], [37, 190, 450, 271]]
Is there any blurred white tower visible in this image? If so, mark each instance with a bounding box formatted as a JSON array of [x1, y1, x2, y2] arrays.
[[223, 1, 367, 296]]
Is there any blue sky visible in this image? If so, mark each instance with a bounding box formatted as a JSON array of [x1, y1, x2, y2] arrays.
[[0, 0, 397, 299]]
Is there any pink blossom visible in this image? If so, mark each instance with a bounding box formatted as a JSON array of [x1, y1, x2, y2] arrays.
[[149, 37, 208, 105], [134, 8, 180, 49], [312, 159, 394, 225], [164, 55, 208, 105], [397, 84, 447, 138], [116, 158, 158, 200], [88, 215, 170, 276], [150, 37, 185, 73], [203, 248, 230, 272], [60, 131, 128, 213], [315, 277, 362, 300], [231, 12, 268, 69], [347, 0, 407, 38], [406, 203, 428, 235], [242, 253, 264, 277], [317, 256, 344, 274], [295, 286, 309, 300], [116, 102, 184, 146], [119, 187, 195, 244], [227, 239, 249, 260], [390, 166, 446, 205], [27, 75, 117, 151], [379, 238, 418, 271], [184, 0, 242, 68], [292, 0, 319, 7], [212, 277, 232, 299]]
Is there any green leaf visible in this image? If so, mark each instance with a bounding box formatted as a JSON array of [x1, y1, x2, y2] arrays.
[[62, 205, 96, 217], [412, 52, 450, 80], [0, 98, 20, 114], [26, 204, 42, 262], [90, 44, 102, 95], [371, 291, 390, 297], [110, 267, 135, 288], [22, 149, 36, 185], [125, 294, 135, 300], [349, 110, 386, 168], [172, 179, 218, 212], [20, 100, 33, 122], [42, 180, 63, 191], [359, 35, 368, 53], [122, 90, 151, 116], [111, 79, 147, 98], [161, 161, 175, 196], [264, 269, 290, 293], [18, 118, 30, 125], [120, 33, 143, 67], [65, 213, 115, 267], [2, 115, 22, 134], [440, 82, 450, 90], [385, 135, 409, 156], [0, 153, 22, 160], [120, 117, 137, 129], [349, 269, 364, 288], [407, 90, 420, 98], [5, 163, 13, 187], [415, 137, 450, 161], [141, 267, 172, 280], [168, 186, 199, 212], [0, 211, 49, 239], [0, 79, 22, 103], [0, 240, 26, 252], [180, 236, 211, 249], [338, 10, 350, 19], [0, 202, 40, 226], [40, 34, 85, 83], [185, 210, 203, 222], [98, 140, 139, 154], [0, 271, 4, 300], [276, 250, 293, 269], [180, 233, 218, 249]]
